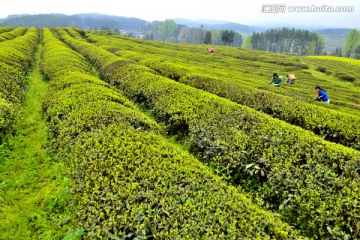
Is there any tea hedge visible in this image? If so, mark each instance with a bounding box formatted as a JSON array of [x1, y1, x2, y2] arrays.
[[310, 56, 360, 66], [87, 32, 360, 116], [40, 30, 91, 80], [43, 28, 304, 239], [181, 75, 360, 150], [100, 33, 360, 108], [87, 43, 360, 150], [64, 27, 86, 40], [0, 27, 26, 42], [0, 27, 39, 142], [57, 28, 360, 239], [0, 26, 14, 34], [306, 56, 360, 83]]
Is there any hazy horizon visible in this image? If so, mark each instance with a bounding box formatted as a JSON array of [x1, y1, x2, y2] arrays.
[[1, 0, 359, 28]]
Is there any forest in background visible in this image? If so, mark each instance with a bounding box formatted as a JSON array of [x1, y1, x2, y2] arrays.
[[1, 13, 358, 55]]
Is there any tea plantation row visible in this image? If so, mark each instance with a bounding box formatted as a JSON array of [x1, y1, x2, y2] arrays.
[[57, 28, 360, 239], [41, 28, 304, 239]]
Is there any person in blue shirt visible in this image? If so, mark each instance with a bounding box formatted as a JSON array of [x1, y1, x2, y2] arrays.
[[314, 86, 330, 103]]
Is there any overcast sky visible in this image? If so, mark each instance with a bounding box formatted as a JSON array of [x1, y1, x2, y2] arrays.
[[1, 0, 359, 28]]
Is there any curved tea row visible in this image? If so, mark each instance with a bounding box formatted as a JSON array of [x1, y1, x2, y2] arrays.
[[0, 27, 39, 141], [57, 28, 360, 239], [41, 28, 302, 239]]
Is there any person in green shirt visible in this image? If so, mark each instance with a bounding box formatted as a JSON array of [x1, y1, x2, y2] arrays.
[[269, 73, 282, 87]]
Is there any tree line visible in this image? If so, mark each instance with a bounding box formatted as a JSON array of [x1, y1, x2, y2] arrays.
[[244, 28, 325, 55], [0, 13, 148, 31], [144, 19, 243, 46], [3, 14, 358, 58]]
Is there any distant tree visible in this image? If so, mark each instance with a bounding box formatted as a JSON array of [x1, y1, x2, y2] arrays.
[[158, 19, 177, 42], [143, 22, 157, 40], [332, 47, 343, 57], [178, 27, 190, 43], [153, 27, 162, 41], [233, 32, 243, 47], [211, 30, 221, 45], [187, 27, 203, 44], [315, 34, 325, 55], [203, 31, 212, 44], [145, 32, 154, 40], [243, 35, 252, 49], [250, 28, 324, 55], [354, 44, 360, 59], [323, 51, 328, 56], [174, 24, 185, 43], [199, 25, 206, 44], [250, 32, 260, 49], [344, 29, 360, 58], [339, 47, 343, 57], [305, 40, 316, 55], [221, 30, 235, 45]]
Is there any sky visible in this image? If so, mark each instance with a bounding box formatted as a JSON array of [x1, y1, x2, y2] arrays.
[[1, 0, 359, 28]]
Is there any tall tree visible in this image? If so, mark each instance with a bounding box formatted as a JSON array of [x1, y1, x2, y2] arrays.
[[344, 29, 360, 58], [203, 31, 212, 44], [199, 25, 206, 44], [354, 44, 360, 59], [339, 47, 343, 57], [315, 34, 325, 55], [221, 30, 235, 45], [233, 32, 243, 47], [145, 32, 154, 40], [211, 30, 221, 45], [306, 40, 316, 55], [188, 28, 203, 44], [178, 27, 190, 43], [243, 35, 252, 49], [158, 19, 177, 42]]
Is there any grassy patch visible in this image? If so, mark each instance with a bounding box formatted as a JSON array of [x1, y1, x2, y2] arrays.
[[0, 44, 81, 239]]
